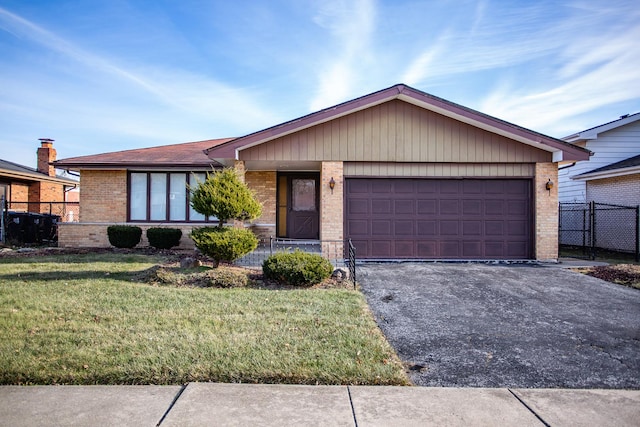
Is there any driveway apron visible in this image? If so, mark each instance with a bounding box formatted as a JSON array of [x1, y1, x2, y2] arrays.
[[359, 263, 640, 388]]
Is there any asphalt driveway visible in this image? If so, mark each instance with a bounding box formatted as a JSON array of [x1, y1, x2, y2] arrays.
[[359, 263, 640, 388]]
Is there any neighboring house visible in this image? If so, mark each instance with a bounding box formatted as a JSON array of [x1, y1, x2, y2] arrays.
[[54, 84, 589, 261], [0, 139, 78, 218], [559, 113, 640, 205]]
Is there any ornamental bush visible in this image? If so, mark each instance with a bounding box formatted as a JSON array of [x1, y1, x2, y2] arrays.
[[190, 227, 258, 267], [262, 250, 333, 286], [146, 227, 182, 249], [107, 225, 142, 249], [189, 168, 262, 228]]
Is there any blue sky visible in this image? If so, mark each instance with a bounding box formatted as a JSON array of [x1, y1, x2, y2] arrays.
[[1, 0, 639, 169]]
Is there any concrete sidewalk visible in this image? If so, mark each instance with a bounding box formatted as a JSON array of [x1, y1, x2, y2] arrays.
[[1, 384, 639, 427]]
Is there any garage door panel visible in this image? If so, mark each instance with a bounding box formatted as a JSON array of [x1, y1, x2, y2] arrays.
[[485, 221, 505, 236], [485, 200, 504, 215], [348, 199, 369, 214], [346, 178, 531, 259], [371, 199, 391, 214], [395, 181, 414, 193], [371, 240, 392, 257], [507, 242, 528, 257], [463, 241, 482, 257], [462, 221, 482, 236], [371, 220, 391, 235], [463, 199, 482, 215], [417, 181, 438, 193], [417, 221, 436, 235], [371, 181, 392, 193], [440, 220, 459, 235], [508, 200, 527, 215], [417, 241, 437, 257], [440, 181, 460, 193], [440, 200, 459, 215], [417, 199, 437, 214], [440, 241, 460, 257], [347, 220, 369, 235], [394, 240, 414, 257], [394, 220, 414, 235], [485, 241, 505, 257], [507, 221, 527, 236], [394, 200, 415, 214]]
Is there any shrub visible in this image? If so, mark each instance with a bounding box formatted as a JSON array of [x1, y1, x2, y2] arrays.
[[190, 227, 258, 267], [146, 227, 182, 249], [204, 268, 249, 288], [262, 250, 333, 286], [107, 225, 142, 249], [189, 168, 262, 228]]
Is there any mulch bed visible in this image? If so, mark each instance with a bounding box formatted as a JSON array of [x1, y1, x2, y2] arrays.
[[582, 264, 640, 289]]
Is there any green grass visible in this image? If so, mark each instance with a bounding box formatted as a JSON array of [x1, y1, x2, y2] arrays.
[[0, 253, 408, 386]]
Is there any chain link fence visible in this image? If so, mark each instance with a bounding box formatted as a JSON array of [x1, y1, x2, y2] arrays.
[[559, 202, 640, 261]]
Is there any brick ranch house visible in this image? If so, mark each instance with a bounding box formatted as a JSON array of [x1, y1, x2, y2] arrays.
[[1, 139, 78, 216], [54, 84, 590, 261]]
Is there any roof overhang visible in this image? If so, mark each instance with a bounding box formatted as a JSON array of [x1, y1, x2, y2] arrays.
[[571, 165, 640, 181], [563, 113, 640, 143], [0, 169, 78, 186], [205, 84, 591, 164]]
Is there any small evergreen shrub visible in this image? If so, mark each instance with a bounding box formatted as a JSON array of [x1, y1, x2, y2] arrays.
[[190, 227, 258, 267], [107, 225, 142, 249], [204, 268, 249, 288], [262, 250, 333, 286], [146, 227, 182, 249]]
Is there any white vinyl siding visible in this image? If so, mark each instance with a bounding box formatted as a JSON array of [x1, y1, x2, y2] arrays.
[[559, 120, 640, 203]]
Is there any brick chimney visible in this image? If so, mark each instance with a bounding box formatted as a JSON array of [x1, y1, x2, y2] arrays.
[[37, 138, 57, 177]]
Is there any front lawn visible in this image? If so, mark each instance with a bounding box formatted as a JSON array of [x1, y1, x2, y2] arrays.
[[0, 252, 409, 385]]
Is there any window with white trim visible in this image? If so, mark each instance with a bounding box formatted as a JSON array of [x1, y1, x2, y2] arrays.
[[128, 172, 214, 222]]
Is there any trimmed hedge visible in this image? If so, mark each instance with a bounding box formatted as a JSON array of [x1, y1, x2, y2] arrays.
[[190, 227, 258, 267], [262, 250, 333, 286], [146, 227, 182, 249], [107, 225, 142, 249]]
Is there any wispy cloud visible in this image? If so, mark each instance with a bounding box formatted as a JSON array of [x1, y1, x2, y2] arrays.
[[480, 2, 640, 134], [0, 6, 279, 135], [309, 0, 376, 111]]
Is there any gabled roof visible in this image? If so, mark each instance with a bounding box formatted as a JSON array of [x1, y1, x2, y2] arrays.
[[572, 154, 640, 181], [563, 112, 640, 143], [0, 159, 78, 186], [205, 83, 591, 163], [54, 138, 233, 171]]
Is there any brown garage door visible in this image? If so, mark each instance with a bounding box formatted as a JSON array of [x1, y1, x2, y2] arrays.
[[346, 178, 532, 259]]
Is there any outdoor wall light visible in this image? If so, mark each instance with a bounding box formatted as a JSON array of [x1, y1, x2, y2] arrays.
[[546, 179, 554, 192], [329, 177, 336, 194]]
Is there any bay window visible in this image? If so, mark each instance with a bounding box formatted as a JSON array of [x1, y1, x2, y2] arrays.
[[128, 171, 214, 222]]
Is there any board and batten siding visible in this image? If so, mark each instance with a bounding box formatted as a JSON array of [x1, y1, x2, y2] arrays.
[[240, 100, 552, 164], [559, 120, 640, 203], [345, 162, 535, 177]]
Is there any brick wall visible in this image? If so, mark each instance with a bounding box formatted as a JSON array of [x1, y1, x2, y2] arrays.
[[58, 223, 200, 248], [320, 162, 344, 257], [9, 183, 29, 208], [535, 162, 559, 261], [586, 174, 640, 206], [245, 170, 276, 239], [79, 170, 127, 222]]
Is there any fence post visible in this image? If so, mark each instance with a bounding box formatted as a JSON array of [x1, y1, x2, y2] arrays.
[[636, 205, 640, 262], [589, 201, 596, 260], [0, 195, 5, 244]]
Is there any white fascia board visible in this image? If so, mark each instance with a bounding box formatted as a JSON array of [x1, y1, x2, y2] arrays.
[[562, 114, 640, 142], [570, 165, 640, 181]]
